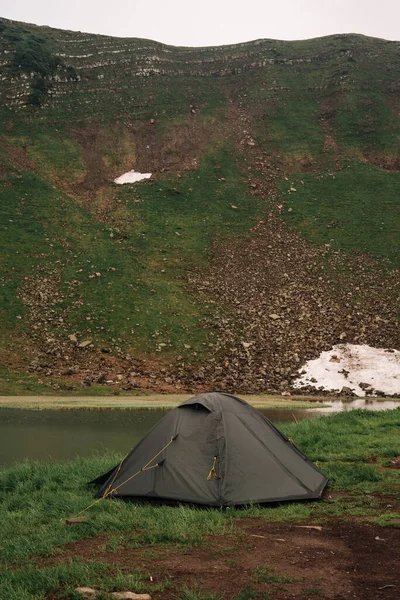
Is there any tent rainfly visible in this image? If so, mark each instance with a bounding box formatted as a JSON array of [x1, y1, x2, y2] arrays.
[[92, 392, 327, 506]]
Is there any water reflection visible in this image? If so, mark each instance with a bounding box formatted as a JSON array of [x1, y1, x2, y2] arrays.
[[309, 399, 399, 413]]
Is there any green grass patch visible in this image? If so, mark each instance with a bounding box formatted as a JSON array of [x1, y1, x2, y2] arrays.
[[0, 144, 260, 360], [253, 565, 294, 584], [0, 410, 399, 598], [18, 130, 85, 182], [234, 586, 270, 600], [177, 587, 223, 600], [335, 92, 400, 158], [282, 162, 400, 264], [281, 408, 400, 463], [0, 561, 170, 600], [261, 94, 325, 159]]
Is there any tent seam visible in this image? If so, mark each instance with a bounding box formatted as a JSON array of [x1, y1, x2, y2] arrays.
[[218, 393, 228, 506]]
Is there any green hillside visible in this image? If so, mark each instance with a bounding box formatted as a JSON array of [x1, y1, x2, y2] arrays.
[[0, 18, 399, 393]]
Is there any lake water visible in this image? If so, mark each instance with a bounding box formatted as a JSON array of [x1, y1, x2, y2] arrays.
[[0, 399, 397, 468], [0, 407, 314, 468]]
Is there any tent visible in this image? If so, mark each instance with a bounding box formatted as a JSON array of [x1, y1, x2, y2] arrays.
[[92, 392, 327, 506]]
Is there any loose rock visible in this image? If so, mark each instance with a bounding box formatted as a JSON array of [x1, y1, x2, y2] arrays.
[[74, 587, 97, 599], [110, 594, 152, 600]]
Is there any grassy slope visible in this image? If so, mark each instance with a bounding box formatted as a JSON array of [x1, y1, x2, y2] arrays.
[[0, 143, 260, 360], [0, 410, 399, 598], [281, 163, 400, 264], [0, 21, 400, 384]]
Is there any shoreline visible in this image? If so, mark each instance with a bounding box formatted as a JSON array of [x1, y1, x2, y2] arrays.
[[0, 393, 330, 410], [0, 393, 398, 411]]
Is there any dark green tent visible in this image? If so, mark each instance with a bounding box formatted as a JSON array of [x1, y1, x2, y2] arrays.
[[93, 392, 327, 506]]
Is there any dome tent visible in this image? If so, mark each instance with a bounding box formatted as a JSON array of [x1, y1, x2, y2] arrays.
[[92, 392, 327, 506]]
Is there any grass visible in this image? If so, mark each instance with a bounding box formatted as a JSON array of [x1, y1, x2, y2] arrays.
[[0, 410, 398, 599], [260, 93, 325, 159], [178, 587, 223, 600], [335, 91, 400, 158], [0, 143, 261, 362], [13, 129, 86, 183], [0, 562, 171, 600], [253, 565, 294, 584], [234, 586, 270, 600], [282, 162, 400, 265]]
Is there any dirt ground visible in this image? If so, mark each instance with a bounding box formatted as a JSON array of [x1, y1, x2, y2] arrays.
[[45, 519, 399, 600]]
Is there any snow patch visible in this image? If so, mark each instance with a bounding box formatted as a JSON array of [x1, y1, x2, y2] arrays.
[[294, 344, 400, 397], [114, 170, 152, 185]]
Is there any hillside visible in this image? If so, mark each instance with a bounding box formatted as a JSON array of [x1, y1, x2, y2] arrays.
[[0, 17, 399, 394]]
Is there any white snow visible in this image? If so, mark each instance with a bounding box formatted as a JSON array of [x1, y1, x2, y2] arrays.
[[114, 170, 152, 185], [294, 344, 400, 397]]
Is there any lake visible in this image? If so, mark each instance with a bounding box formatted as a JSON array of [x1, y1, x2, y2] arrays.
[[0, 399, 398, 467], [0, 407, 314, 467]]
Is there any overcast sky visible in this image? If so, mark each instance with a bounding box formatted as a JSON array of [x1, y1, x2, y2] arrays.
[[1, 0, 400, 47]]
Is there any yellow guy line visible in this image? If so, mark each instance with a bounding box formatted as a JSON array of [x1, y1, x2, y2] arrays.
[[72, 436, 176, 518]]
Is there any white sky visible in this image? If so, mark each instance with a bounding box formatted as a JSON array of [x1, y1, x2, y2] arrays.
[[1, 0, 399, 47]]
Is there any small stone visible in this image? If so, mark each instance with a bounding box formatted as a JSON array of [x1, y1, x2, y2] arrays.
[[78, 340, 92, 348], [74, 588, 97, 600], [67, 517, 88, 525], [269, 314, 280, 320], [110, 594, 151, 600], [329, 355, 340, 363], [69, 334, 78, 343]]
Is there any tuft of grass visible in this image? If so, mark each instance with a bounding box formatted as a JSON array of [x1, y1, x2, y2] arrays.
[[371, 513, 400, 528], [253, 565, 294, 584], [177, 586, 223, 600], [234, 587, 270, 600]]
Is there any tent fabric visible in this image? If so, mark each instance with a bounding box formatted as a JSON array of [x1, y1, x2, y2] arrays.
[[93, 392, 327, 506]]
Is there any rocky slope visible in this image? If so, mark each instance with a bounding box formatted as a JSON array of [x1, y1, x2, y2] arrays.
[[0, 18, 399, 394]]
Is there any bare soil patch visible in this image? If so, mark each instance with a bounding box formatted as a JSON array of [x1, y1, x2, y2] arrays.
[[43, 519, 399, 599]]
